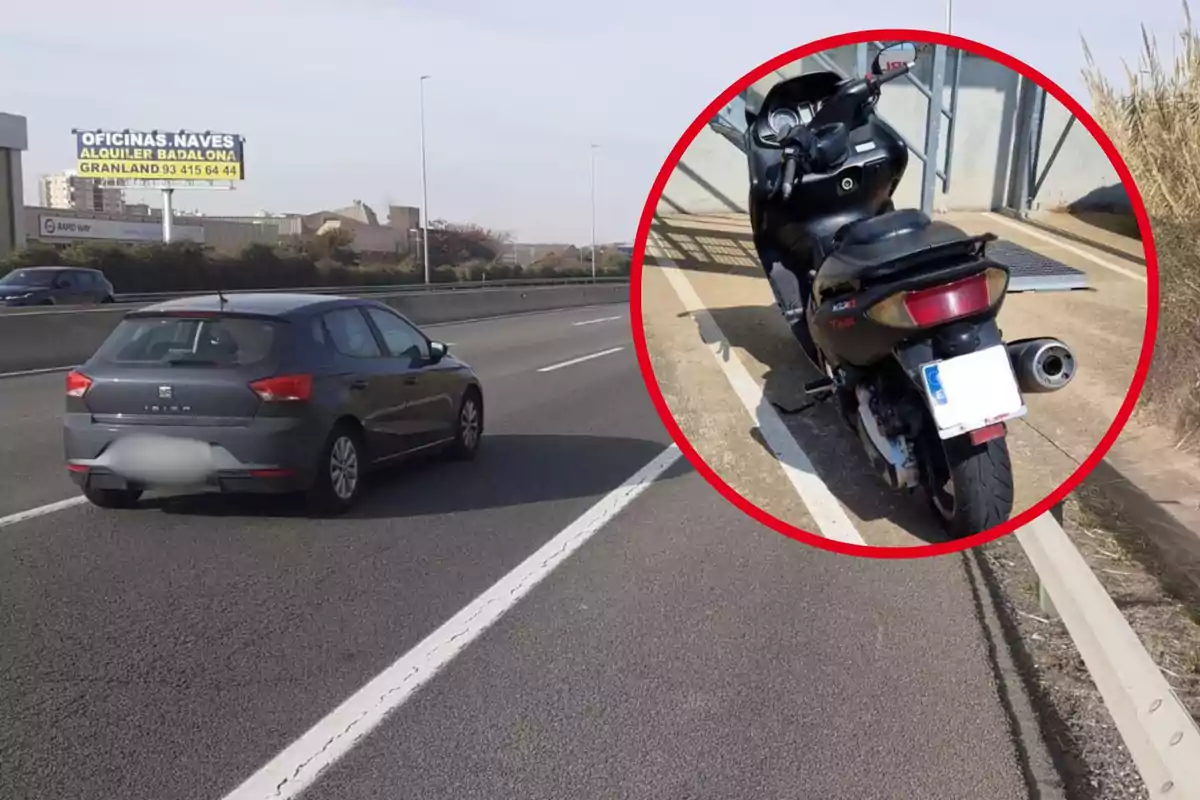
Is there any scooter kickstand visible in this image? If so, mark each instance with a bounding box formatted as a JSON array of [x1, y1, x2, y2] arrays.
[[804, 376, 836, 399]]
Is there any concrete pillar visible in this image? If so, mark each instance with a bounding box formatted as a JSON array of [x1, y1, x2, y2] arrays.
[[0, 113, 29, 258]]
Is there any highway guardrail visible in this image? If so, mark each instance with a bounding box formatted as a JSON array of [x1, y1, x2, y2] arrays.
[[1020, 512, 1200, 798], [113, 276, 629, 304]]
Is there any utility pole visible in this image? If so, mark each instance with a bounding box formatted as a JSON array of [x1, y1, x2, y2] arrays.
[[589, 144, 599, 279], [419, 74, 432, 284]]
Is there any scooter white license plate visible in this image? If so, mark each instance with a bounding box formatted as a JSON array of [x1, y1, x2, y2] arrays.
[[919, 344, 1027, 440]]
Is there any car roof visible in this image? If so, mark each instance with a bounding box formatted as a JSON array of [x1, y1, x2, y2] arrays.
[[11, 266, 69, 272], [140, 292, 358, 317]]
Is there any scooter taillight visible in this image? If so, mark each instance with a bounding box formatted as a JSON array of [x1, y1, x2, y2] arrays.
[[866, 267, 1008, 329]]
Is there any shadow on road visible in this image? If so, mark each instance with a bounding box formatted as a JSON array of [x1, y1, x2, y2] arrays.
[[144, 433, 678, 520], [694, 304, 950, 545]]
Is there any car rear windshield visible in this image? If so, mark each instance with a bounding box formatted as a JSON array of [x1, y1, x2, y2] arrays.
[[92, 315, 282, 367]]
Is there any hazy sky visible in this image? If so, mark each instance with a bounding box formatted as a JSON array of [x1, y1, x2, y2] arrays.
[[0, 0, 1187, 243]]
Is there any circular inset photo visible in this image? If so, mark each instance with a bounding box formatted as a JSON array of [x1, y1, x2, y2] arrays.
[[632, 30, 1158, 557]]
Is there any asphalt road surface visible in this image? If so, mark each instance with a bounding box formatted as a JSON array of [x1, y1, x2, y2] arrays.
[[3, 303, 1059, 800]]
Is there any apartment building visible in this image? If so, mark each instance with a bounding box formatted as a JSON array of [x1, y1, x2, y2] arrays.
[[39, 170, 126, 214]]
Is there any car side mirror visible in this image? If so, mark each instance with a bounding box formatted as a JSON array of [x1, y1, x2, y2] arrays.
[[871, 41, 918, 76], [428, 341, 449, 362]]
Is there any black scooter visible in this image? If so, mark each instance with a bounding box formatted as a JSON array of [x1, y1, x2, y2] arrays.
[[744, 42, 1076, 538]]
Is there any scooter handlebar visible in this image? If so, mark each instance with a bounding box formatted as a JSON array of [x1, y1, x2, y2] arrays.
[[870, 61, 914, 87], [773, 63, 910, 200]]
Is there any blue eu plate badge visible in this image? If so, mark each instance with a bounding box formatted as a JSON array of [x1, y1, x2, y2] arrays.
[[923, 364, 948, 406]]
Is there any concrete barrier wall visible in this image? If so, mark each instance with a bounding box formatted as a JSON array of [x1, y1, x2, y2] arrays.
[[0, 283, 629, 374]]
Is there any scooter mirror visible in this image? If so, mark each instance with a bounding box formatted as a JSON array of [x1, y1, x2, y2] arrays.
[[871, 41, 919, 76]]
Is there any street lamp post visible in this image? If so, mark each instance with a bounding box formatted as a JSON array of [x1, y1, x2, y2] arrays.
[[589, 144, 599, 279], [419, 74, 432, 284]]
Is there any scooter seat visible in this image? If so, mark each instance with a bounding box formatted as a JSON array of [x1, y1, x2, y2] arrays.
[[814, 211, 980, 299]]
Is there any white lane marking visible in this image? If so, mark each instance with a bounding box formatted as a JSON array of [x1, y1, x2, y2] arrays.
[[536, 346, 625, 373], [0, 365, 77, 379], [219, 443, 683, 800], [655, 259, 866, 545], [0, 495, 88, 530], [0, 303, 627, 381], [983, 213, 1148, 284], [572, 315, 624, 327], [418, 303, 626, 329]]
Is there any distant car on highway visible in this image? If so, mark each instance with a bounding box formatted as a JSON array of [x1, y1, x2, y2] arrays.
[[63, 293, 484, 513], [0, 266, 116, 306]]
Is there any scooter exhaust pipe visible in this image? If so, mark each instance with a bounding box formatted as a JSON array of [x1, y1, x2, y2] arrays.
[[1006, 338, 1076, 393]]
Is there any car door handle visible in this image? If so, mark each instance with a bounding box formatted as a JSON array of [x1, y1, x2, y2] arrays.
[[350, 378, 369, 390], [403, 376, 418, 385]]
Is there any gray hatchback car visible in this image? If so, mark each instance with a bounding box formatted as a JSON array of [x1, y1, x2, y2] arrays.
[[64, 293, 484, 513]]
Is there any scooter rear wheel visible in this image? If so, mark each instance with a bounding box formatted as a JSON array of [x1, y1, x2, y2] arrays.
[[923, 433, 1014, 539]]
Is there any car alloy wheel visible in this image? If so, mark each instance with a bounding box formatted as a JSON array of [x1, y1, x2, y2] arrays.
[[330, 435, 359, 500], [460, 397, 481, 451]]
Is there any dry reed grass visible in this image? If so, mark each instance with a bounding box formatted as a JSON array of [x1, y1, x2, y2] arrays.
[[1083, 1, 1200, 442]]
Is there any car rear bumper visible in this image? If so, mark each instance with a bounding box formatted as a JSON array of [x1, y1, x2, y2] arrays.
[[63, 413, 325, 492], [69, 465, 306, 495]]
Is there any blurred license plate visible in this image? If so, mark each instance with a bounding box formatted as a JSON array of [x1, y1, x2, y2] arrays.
[[919, 345, 1027, 439], [107, 435, 215, 484]]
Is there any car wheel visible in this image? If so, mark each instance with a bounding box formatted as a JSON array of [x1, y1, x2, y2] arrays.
[[448, 388, 483, 461], [306, 423, 364, 514], [84, 486, 143, 509]]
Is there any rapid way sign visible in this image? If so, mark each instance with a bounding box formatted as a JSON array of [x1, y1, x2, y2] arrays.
[[37, 214, 205, 244]]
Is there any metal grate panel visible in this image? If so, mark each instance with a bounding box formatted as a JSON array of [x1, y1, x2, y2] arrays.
[[988, 239, 1090, 293]]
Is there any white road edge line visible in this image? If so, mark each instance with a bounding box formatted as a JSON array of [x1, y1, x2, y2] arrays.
[[536, 346, 625, 373], [0, 496, 88, 530], [653, 255, 865, 545], [983, 212, 1147, 284], [218, 442, 683, 800], [572, 315, 624, 327]]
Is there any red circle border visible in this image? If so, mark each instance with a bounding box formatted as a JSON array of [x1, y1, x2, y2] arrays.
[[629, 28, 1161, 559]]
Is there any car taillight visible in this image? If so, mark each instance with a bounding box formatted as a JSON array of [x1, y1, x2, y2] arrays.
[[66, 370, 93, 398], [250, 374, 313, 402], [867, 267, 1008, 329]]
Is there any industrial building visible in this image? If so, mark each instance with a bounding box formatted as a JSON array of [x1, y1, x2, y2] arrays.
[[20, 200, 425, 258]]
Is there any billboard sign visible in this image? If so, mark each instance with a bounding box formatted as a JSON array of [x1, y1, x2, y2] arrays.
[[74, 129, 245, 186], [38, 214, 205, 244]]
